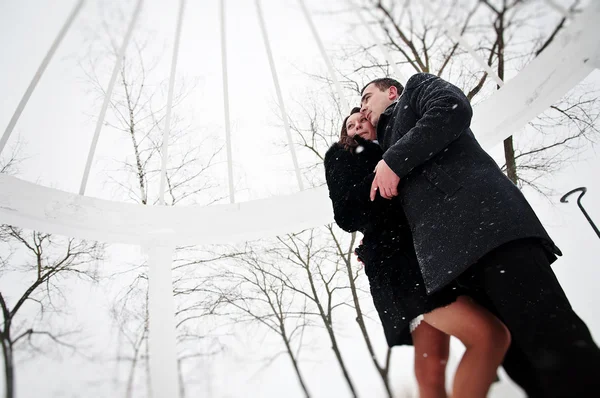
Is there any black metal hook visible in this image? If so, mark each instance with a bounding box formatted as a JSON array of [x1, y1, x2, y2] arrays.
[[560, 187, 600, 239]]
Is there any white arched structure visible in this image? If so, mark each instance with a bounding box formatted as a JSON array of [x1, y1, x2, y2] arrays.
[[1, 1, 600, 396]]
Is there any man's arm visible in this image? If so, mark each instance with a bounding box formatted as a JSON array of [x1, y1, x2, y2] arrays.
[[382, 73, 473, 179]]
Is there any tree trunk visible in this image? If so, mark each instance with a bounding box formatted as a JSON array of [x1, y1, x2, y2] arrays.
[[337, 231, 392, 397], [125, 333, 144, 398], [177, 358, 185, 398], [323, 322, 358, 398], [121, 69, 147, 205], [496, 6, 518, 185], [280, 326, 312, 398], [304, 266, 358, 397], [1, 338, 14, 398], [504, 136, 518, 184]]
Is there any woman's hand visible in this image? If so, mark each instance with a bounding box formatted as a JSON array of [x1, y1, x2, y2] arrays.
[[354, 239, 364, 269]]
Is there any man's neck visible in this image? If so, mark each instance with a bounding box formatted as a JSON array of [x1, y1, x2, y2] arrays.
[[373, 102, 393, 127]]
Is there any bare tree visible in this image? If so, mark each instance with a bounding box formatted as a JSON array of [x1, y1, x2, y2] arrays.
[[170, 244, 250, 396], [182, 244, 314, 398], [341, 0, 597, 192], [272, 231, 359, 397], [77, 3, 232, 395], [268, 3, 600, 396], [287, 93, 395, 397], [0, 141, 105, 398], [178, 223, 375, 397], [0, 145, 22, 177], [108, 268, 150, 398], [80, 40, 223, 206], [0, 226, 103, 398], [326, 225, 394, 397]]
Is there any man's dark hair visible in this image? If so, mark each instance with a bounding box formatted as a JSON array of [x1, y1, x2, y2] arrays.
[[360, 77, 404, 96]]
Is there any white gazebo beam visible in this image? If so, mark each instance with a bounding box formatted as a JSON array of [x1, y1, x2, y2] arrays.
[[220, 0, 236, 204], [0, 0, 86, 156], [1, 2, 599, 247], [298, 0, 351, 114], [0, 173, 332, 246], [472, 0, 600, 149], [79, 0, 144, 195], [255, 0, 304, 192], [158, 0, 186, 206]]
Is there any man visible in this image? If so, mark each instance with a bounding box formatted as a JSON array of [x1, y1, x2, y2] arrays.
[[360, 73, 600, 397]]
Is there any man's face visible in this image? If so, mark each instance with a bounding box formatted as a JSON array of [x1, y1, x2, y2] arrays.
[[360, 83, 397, 127]]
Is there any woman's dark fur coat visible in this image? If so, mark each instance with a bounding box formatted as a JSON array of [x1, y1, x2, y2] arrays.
[[324, 136, 459, 346]]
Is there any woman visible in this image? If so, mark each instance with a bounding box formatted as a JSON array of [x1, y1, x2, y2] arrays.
[[324, 108, 510, 398]]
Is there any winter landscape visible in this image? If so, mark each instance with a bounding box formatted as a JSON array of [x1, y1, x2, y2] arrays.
[[1, 0, 599, 397]]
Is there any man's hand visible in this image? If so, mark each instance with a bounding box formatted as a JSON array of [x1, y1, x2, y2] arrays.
[[370, 159, 400, 201]]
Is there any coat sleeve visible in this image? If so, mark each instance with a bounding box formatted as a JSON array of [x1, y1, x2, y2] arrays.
[[324, 145, 381, 233], [382, 73, 473, 179]]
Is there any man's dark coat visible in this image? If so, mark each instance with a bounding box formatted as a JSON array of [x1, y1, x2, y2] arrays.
[[376, 73, 560, 293]]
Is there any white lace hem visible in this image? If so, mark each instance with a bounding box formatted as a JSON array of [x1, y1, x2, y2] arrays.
[[409, 314, 425, 333]]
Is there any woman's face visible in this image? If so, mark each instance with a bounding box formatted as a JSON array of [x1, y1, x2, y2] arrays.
[[345, 112, 377, 141]]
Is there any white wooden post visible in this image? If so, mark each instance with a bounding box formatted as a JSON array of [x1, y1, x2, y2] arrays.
[[145, 233, 180, 398]]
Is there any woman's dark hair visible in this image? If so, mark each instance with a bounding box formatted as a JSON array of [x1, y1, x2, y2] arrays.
[[339, 107, 362, 151]]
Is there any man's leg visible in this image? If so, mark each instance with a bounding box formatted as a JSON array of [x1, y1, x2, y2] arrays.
[[457, 239, 600, 398]]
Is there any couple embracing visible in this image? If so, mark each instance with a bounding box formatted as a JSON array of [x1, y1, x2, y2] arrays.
[[324, 74, 600, 397]]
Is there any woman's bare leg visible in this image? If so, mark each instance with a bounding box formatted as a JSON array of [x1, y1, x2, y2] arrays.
[[412, 321, 450, 398], [423, 296, 511, 398]]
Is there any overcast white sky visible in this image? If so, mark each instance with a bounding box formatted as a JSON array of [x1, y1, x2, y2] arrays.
[[0, 0, 357, 202], [1, 0, 599, 397]]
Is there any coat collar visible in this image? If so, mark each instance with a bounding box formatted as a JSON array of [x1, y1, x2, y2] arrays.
[[383, 98, 400, 116], [376, 99, 399, 141]]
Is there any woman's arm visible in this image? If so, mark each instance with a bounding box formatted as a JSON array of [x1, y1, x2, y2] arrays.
[[324, 143, 383, 232]]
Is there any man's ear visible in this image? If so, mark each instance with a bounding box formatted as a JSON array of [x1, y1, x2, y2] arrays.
[[388, 85, 398, 101]]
